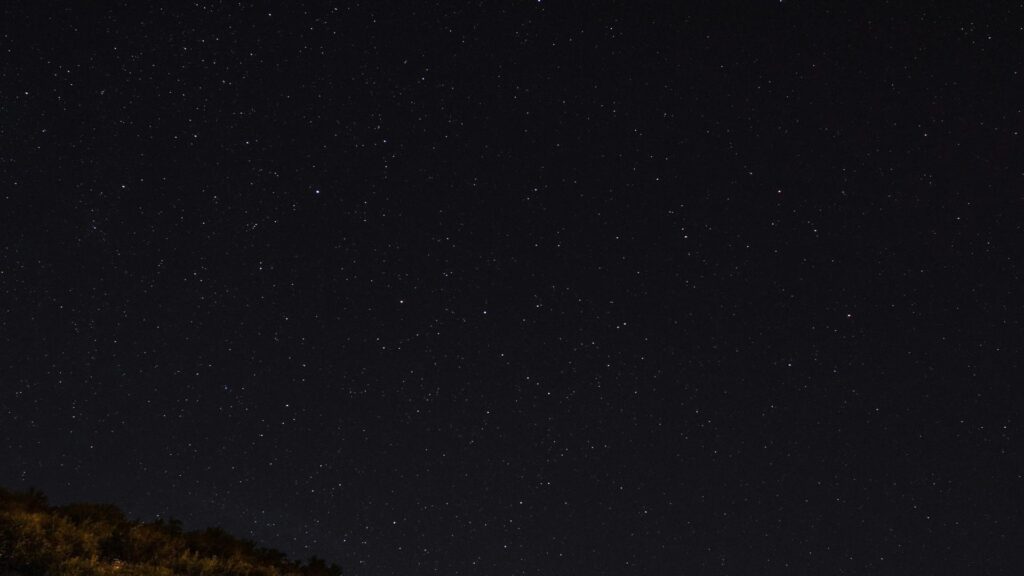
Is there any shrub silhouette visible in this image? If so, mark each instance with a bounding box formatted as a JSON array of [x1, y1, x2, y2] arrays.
[[0, 487, 342, 576]]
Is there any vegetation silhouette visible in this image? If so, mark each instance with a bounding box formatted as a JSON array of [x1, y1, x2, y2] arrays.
[[0, 487, 342, 576]]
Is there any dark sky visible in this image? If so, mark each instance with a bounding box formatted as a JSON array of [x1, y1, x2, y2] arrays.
[[2, 2, 1021, 575]]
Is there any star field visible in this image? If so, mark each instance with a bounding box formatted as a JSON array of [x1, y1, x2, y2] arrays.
[[2, 3, 1022, 575]]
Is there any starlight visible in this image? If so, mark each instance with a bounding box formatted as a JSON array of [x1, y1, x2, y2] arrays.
[[2, 3, 1018, 575]]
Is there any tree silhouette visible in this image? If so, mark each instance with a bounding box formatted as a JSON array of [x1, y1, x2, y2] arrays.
[[0, 486, 344, 576]]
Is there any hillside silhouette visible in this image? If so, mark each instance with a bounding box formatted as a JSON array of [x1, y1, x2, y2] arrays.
[[0, 487, 342, 576]]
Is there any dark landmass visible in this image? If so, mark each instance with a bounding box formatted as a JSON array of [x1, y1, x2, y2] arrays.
[[0, 488, 341, 576]]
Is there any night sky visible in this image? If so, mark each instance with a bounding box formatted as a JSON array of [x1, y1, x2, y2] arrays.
[[2, 2, 1022, 575]]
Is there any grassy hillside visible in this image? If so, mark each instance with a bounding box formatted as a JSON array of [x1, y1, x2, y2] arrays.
[[0, 487, 342, 576]]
